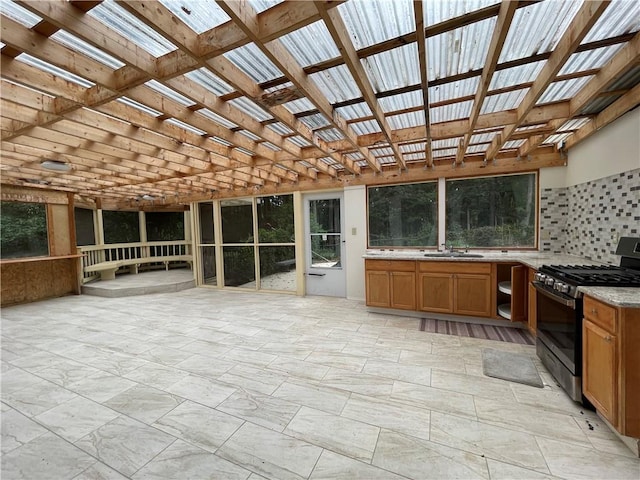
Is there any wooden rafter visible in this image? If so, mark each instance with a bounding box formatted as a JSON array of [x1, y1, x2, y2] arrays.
[[413, 0, 433, 168], [457, 0, 517, 165]]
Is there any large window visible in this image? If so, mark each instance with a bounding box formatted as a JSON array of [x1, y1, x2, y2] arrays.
[[145, 211, 184, 241], [367, 173, 537, 249], [0, 201, 48, 259], [368, 182, 438, 247], [446, 173, 536, 248], [102, 210, 140, 244]]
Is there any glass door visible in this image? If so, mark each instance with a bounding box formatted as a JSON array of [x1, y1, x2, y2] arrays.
[[305, 193, 345, 297]]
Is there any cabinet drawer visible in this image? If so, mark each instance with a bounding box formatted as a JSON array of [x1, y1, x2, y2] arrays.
[[418, 261, 491, 275], [584, 296, 617, 333], [365, 259, 415, 272]]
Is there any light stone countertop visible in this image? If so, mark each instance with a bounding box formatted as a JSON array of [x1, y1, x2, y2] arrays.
[[363, 250, 640, 308]]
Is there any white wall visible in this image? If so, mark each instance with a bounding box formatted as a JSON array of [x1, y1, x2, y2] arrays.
[[565, 107, 640, 186], [344, 185, 367, 301]]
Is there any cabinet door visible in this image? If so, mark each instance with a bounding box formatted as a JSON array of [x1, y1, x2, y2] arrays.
[[390, 271, 416, 310], [454, 274, 492, 317], [527, 268, 537, 335], [366, 270, 390, 307], [583, 319, 617, 426], [510, 265, 527, 323], [418, 273, 453, 313]]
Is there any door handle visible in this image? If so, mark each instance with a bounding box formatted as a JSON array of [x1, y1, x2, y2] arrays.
[[307, 272, 326, 276]]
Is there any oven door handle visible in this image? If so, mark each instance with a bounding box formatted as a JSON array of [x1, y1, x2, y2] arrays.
[[533, 282, 576, 309]]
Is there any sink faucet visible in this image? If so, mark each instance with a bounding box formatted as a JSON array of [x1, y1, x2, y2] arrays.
[[441, 243, 455, 253]]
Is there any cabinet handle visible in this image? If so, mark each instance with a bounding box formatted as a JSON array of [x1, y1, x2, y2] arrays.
[[591, 308, 597, 314], [604, 335, 612, 342]]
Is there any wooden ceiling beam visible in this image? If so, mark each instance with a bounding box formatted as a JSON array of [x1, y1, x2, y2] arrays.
[[316, 1, 406, 170], [413, 0, 433, 168], [486, 1, 609, 160], [458, 0, 517, 165]]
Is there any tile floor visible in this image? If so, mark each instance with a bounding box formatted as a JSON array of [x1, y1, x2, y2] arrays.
[[2, 287, 639, 479]]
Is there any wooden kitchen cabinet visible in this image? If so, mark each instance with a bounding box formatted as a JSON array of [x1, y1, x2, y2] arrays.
[[365, 259, 416, 310], [582, 295, 640, 437], [418, 262, 492, 317]]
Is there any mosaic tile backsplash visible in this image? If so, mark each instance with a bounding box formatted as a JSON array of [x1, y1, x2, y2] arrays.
[[540, 168, 640, 265]]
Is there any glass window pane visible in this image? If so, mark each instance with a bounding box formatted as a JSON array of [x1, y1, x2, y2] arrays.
[[310, 234, 341, 268], [310, 199, 340, 234], [74, 208, 95, 246], [199, 202, 215, 244], [368, 182, 437, 247], [221, 198, 253, 243], [200, 246, 217, 286], [0, 201, 48, 259], [257, 195, 294, 243], [103, 210, 140, 244], [259, 246, 296, 291], [223, 246, 255, 287], [145, 212, 184, 241], [446, 173, 536, 248]]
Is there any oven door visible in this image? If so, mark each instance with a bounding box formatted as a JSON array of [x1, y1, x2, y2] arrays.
[[534, 282, 583, 376]]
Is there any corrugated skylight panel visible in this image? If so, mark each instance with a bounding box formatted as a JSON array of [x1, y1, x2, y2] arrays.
[[211, 136, 233, 147], [430, 100, 473, 124], [186, 69, 234, 96], [400, 142, 426, 153], [377, 156, 396, 165], [467, 144, 488, 154], [362, 43, 420, 92], [249, 0, 285, 14], [267, 122, 294, 136], [429, 77, 479, 104], [0, 1, 41, 28], [145, 80, 196, 107], [310, 65, 361, 103], [371, 146, 394, 156], [280, 21, 340, 67], [470, 132, 498, 144], [159, 0, 231, 34], [338, 0, 415, 50], [433, 148, 456, 158], [498, 1, 583, 63], [425, 0, 500, 24], [559, 118, 590, 131], [538, 77, 593, 104], [224, 43, 283, 83], [350, 120, 382, 135], [198, 109, 238, 129], [288, 136, 312, 147], [17, 54, 95, 88], [117, 97, 163, 117], [581, 1, 640, 44], [314, 128, 344, 142], [238, 130, 262, 142], [282, 97, 316, 114], [387, 111, 425, 130], [335, 103, 373, 121], [503, 140, 524, 149], [345, 152, 365, 161], [88, 0, 178, 57], [228, 97, 273, 122], [489, 62, 545, 90], [427, 17, 496, 79], [545, 132, 573, 145], [51, 31, 125, 69], [432, 138, 460, 149], [301, 114, 331, 130], [559, 46, 623, 76], [379, 90, 422, 114], [480, 90, 528, 114], [404, 153, 425, 162], [165, 118, 207, 136]]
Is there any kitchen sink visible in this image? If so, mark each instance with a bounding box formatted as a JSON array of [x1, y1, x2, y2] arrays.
[[423, 252, 484, 258]]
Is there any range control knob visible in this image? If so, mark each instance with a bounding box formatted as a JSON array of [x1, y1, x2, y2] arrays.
[[534, 273, 546, 282], [554, 282, 568, 293], [545, 277, 555, 287]]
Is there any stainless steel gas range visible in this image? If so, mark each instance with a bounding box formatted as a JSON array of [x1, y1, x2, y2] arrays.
[[532, 237, 640, 403]]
